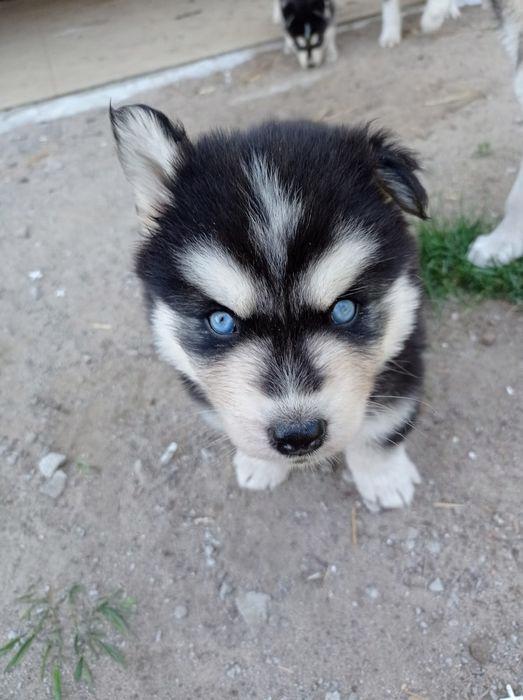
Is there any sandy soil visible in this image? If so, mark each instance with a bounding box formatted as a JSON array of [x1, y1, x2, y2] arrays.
[[0, 7, 522, 700]]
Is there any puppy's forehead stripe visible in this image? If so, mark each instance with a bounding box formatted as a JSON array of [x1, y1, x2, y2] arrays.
[[299, 229, 379, 309], [246, 154, 302, 272], [178, 245, 260, 317]]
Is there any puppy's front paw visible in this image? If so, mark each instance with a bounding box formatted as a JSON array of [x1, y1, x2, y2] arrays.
[[344, 443, 421, 511], [234, 452, 290, 491], [379, 28, 401, 48], [467, 225, 523, 267]]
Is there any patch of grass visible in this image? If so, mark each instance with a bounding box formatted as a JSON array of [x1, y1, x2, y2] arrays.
[[1, 584, 136, 699], [417, 217, 523, 304], [473, 141, 492, 158]]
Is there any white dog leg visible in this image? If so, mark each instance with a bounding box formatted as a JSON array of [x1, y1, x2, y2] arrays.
[[380, 0, 402, 48], [344, 441, 421, 511], [468, 158, 523, 266], [234, 451, 291, 491], [325, 25, 338, 63], [421, 0, 460, 34], [272, 0, 282, 24]]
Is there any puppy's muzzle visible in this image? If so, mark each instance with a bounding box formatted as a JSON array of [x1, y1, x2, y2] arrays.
[[269, 419, 327, 457]]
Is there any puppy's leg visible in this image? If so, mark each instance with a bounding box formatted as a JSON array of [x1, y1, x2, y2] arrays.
[[421, 0, 460, 34], [469, 51, 523, 266], [380, 0, 402, 48], [272, 0, 282, 24], [234, 451, 291, 491], [344, 441, 421, 511], [325, 25, 338, 63], [468, 158, 523, 266], [284, 34, 293, 54]]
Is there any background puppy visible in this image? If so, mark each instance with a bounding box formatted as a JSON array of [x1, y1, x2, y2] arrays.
[[273, 0, 338, 67], [111, 105, 428, 511], [380, 0, 523, 265]]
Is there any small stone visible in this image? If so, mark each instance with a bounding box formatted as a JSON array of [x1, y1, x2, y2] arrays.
[[174, 604, 187, 620], [427, 540, 441, 555], [429, 577, 444, 593], [365, 586, 380, 600], [39, 470, 67, 499], [55, 288, 65, 298], [506, 386, 515, 396], [219, 580, 233, 600], [226, 663, 242, 679], [38, 452, 66, 478], [28, 269, 42, 281], [159, 442, 178, 466], [325, 692, 341, 700], [468, 451, 477, 461], [480, 332, 496, 346], [235, 591, 270, 627], [133, 459, 147, 486], [468, 635, 494, 665]]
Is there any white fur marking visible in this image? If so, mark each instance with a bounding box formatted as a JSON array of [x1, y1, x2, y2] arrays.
[[361, 399, 417, 445], [113, 106, 180, 227], [301, 231, 378, 309], [344, 441, 421, 510], [151, 301, 199, 382], [379, 275, 421, 364], [180, 245, 260, 317], [247, 154, 302, 271]]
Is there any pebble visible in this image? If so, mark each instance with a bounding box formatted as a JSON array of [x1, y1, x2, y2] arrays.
[[235, 591, 270, 627], [159, 442, 178, 466], [226, 663, 242, 679], [219, 580, 233, 600], [468, 635, 495, 665], [39, 470, 67, 499], [479, 332, 496, 346], [133, 459, 147, 486], [28, 269, 42, 281], [365, 586, 380, 600], [325, 693, 341, 700], [429, 577, 444, 593], [38, 452, 66, 478], [468, 451, 477, 461], [506, 386, 515, 396], [174, 605, 188, 620]]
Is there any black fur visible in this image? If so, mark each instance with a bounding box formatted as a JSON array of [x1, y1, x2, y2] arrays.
[[114, 107, 426, 452]]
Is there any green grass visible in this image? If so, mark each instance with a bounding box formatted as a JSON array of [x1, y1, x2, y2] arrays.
[[417, 217, 523, 304], [1, 584, 136, 699]]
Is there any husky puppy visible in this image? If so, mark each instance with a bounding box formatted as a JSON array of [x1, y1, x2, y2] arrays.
[[111, 105, 428, 511], [380, 0, 460, 47], [273, 0, 338, 68], [380, 0, 523, 265]]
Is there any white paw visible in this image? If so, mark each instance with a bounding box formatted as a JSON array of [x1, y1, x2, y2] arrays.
[[234, 452, 290, 491], [379, 28, 401, 48], [345, 445, 421, 511], [467, 227, 523, 267], [421, 9, 445, 33]]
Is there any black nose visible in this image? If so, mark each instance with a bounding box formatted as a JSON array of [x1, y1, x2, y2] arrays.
[[269, 419, 327, 456]]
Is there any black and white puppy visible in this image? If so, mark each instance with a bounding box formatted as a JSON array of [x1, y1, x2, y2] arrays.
[[273, 0, 338, 68], [111, 105, 428, 511], [380, 0, 460, 47]]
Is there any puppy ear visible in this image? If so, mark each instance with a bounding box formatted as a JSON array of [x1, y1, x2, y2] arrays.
[[370, 130, 428, 219], [110, 103, 189, 227]]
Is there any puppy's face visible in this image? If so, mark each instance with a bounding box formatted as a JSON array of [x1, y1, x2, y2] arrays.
[[280, 0, 332, 68], [111, 106, 427, 465]]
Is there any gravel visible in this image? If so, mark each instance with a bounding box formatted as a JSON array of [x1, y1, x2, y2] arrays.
[[235, 591, 270, 627], [38, 469, 67, 499], [38, 452, 66, 478]]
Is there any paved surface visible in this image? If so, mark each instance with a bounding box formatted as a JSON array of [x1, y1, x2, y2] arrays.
[[0, 7, 522, 700], [0, 0, 419, 109]]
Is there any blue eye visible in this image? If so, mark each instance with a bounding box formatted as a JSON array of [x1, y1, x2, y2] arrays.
[[208, 310, 237, 335], [331, 299, 358, 325]]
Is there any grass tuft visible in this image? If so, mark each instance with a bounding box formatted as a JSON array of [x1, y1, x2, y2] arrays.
[[417, 217, 523, 304], [2, 584, 136, 699]]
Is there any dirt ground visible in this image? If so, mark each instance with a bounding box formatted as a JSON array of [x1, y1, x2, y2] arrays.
[[1, 7, 522, 700]]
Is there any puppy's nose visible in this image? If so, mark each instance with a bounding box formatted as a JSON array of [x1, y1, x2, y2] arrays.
[[269, 419, 326, 456]]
